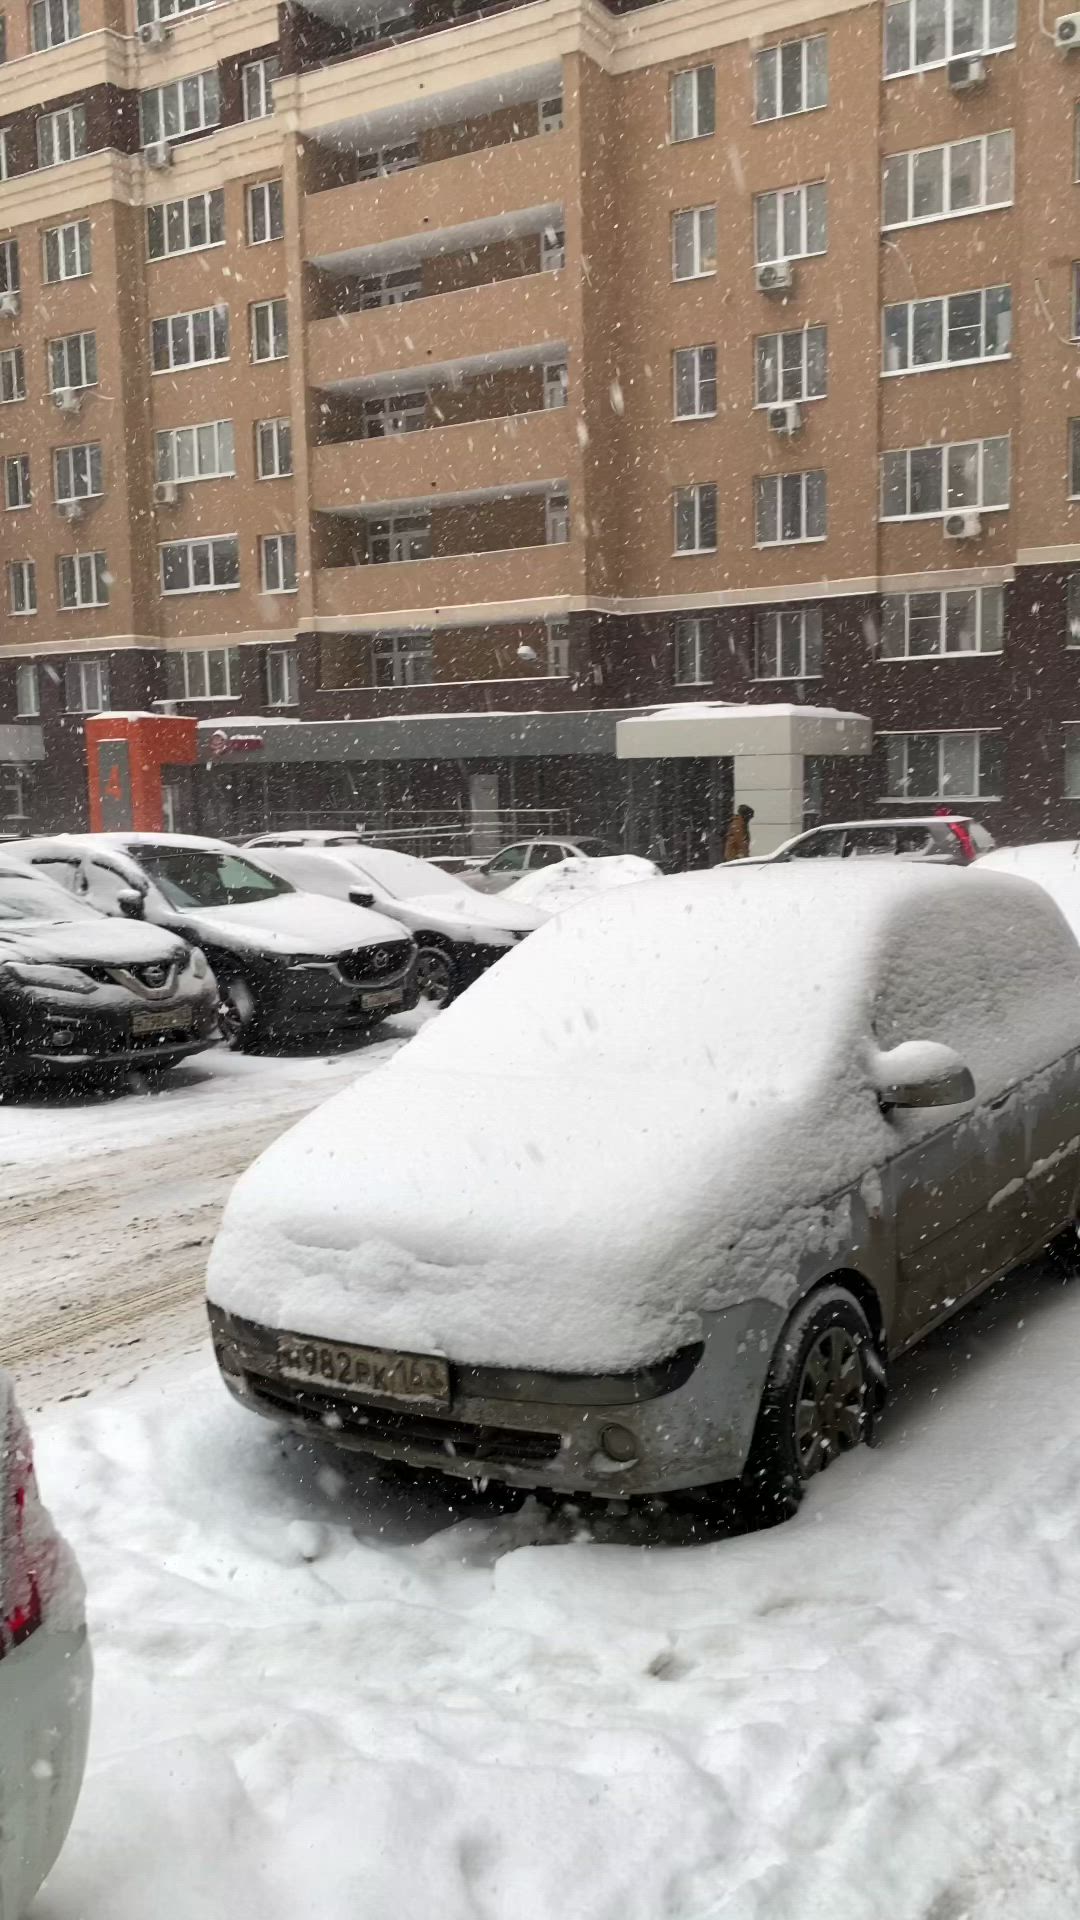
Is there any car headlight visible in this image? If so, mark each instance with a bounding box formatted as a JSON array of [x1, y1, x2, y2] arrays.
[[190, 949, 208, 978], [5, 962, 97, 996]]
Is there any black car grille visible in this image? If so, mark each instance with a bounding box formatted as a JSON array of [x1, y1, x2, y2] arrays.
[[335, 941, 413, 985], [78, 960, 176, 990], [247, 1375, 563, 1468]]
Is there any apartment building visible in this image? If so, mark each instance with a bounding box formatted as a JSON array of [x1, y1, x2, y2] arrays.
[[0, 0, 1079, 856]]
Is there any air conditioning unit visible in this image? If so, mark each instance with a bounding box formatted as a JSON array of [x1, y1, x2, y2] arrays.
[[1054, 11, 1080, 46], [56, 500, 84, 524], [947, 54, 986, 88], [0, 290, 20, 317], [767, 401, 803, 437], [52, 386, 82, 415], [153, 480, 180, 507], [144, 140, 173, 170], [756, 260, 795, 295], [944, 509, 982, 539], [137, 17, 171, 43]]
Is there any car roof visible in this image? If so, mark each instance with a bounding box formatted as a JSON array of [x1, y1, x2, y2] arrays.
[[795, 817, 973, 834], [14, 831, 243, 857]]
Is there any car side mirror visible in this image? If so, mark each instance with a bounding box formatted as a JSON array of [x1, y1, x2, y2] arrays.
[[872, 1040, 975, 1113], [348, 889, 376, 911], [117, 888, 146, 920]]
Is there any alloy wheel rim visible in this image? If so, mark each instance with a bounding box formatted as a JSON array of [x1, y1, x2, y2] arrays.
[[795, 1328, 865, 1478], [415, 949, 452, 1005]]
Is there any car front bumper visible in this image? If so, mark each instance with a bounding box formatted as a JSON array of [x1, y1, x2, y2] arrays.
[[208, 1300, 784, 1498], [258, 957, 418, 1034], [0, 1623, 92, 1918], [8, 989, 220, 1073]]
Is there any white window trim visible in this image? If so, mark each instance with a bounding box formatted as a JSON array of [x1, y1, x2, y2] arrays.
[[671, 206, 717, 283], [15, 663, 41, 716], [147, 190, 225, 263], [673, 616, 707, 685], [260, 534, 297, 594], [879, 585, 1005, 659], [754, 182, 828, 264], [879, 728, 1003, 801], [8, 561, 36, 616], [672, 346, 717, 420], [159, 536, 241, 595], [755, 472, 827, 547], [672, 485, 717, 555], [266, 645, 298, 707], [37, 106, 86, 169], [250, 299, 288, 363], [43, 219, 91, 283], [754, 325, 828, 407], [140, 72, 220, 148], [155, 419, 235, 485], [753, 35, 828, 122], [883, 0, 1016, 79], [882, 131, 1014, 231], [753, 607, 823, 679], [0, 348, 25, 405], [48, 331, 97, 394], [150, 305, 229, 375], [53, 443, 103, 504], [173, 646, 238, 699], [247, 180, 284, 246], [881, 285, 1012, 377], [670, 66, 715, 143], [256, 418, 292, 479], [879, 435, 1011, 520], [58, 550, 108, 611], [1069, 419, 1080, 501], [4, 457, 31, 512], [242, 57, 278, 122]]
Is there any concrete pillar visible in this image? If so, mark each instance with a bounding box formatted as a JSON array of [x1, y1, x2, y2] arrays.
[[732, 751, 803, 856]]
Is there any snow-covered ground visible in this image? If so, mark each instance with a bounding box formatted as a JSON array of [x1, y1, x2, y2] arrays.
[[7, 1028, 1080, 1916]]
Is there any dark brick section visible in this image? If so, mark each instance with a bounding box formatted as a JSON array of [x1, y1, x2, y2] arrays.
[[0, 85, 141, 180]]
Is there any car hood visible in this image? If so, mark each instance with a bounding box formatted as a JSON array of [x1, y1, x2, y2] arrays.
[[0, 919, 188, 968], [159, 892, 406, 956], [207, 1059, 884, 1374], [401, 889, 545, 940]]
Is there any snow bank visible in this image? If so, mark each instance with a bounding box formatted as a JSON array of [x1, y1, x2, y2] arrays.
[[979, 842, 1080, 942], [208, 864, 1080, 1371], [503, 853, 662, 913]]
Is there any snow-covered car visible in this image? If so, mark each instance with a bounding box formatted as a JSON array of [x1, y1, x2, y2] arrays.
[[0, 1371, 91, 1915], [8, 835, 417, 1050], [503, 853, 662, 915], [244, 836, 544, 1007], [754, 816, 994, 866], [463, 836, 616, 894], [206, 862, 1080, 1517], [977, 843, 1080, 941], [0, 863, 219, 1082]]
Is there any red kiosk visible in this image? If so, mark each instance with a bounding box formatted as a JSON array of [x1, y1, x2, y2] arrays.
[[85, 713, 198, 832]]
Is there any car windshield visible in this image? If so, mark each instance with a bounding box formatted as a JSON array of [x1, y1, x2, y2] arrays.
[[133, 848, 293, 909], [343, 846, 463, 900], [0, 878, 99, 922]]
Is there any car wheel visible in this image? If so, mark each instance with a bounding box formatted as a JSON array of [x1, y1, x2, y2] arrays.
[[414, 942, 455, 1008], [220, 977, 260, 1052], [741, 1286, 876, 1525]]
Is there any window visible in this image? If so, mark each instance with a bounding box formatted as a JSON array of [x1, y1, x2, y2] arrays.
[[360, 268, 422, 309], [16, 663, 39, 717], [5, 454, 30, 509], [242, 57, 278, 121], [543, 362, 568, 410], [256, 418, 292, 478], [140, 73, 221, 147], [1064, 730, 1080, 797], [160, 537, 240, 594], [672, 206, 717, 281], [48, 331, 97, 393], [247, 180, 284, 245], [880, 585, 1004, 656], [884, 0, 1016, 76], [754, 607, 824, 678], [883, 285, 1011, 372], [0, 18, 6, 60], [882, 131, 1014, 228], [754, 182, 828, 262], [43, 219, 91, 282], [37, 106, 86, 167], [64, 657, 109, 713], [31, 0, 80, 49], [362, 393, 425, 437], [251, 299, 288, 362], [8, 561, 36, 615], [541, 225, 565, 271], [266, 646, 298, 707], [754, 470, 827, 544], [372, 632, 434, 686], [0, 238, 17, 292], [0, 347, 24, 403], [539, 94, 563, 134], [147, 191, 224, 261], [166, 647, 239, 697], [58, 550, 108, 610], [754, 36, 828, 120], [0, 130, 7, 181], [368, 513, 430, 564], [1071, 419, 1080, 499], [138, 0, 215, 21], [151, 304, 228, 372], [261, 533, 297, 593], [755, 325, 827, 405], [155, 419, 235, 484], [54, 443, 102, 502], [546, 618, 570, 675], [673, 483, 717, 553], [883, 730, 1003, 800], [673, 617, 706, 685], [880, 435, 1010, 517], [1074, 263, 1080, 340], [545, 491, 570, 544], [671, 65, 715, 141], [1069, 575, 1080, 647], [355, 143, 420, 180], [673, 345, 717, 418]]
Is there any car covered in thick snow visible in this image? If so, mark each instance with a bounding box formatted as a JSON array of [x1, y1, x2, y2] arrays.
[[8, 835, 417, 1050], [977, 842, 1080, 939], [502, 853, 662, 915], [206, 863, 1080, 1514], [463, 835, 617, 894], [244, 835, 543, 1006], [0, 863, 219, 1081], [0, 1370, 91, 1915]]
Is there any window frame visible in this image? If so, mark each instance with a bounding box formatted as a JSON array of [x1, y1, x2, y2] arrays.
[[266, 645, 298, 707], [36, 105, 86, 168], [48, 330, 97, 394], [58, 549, 109, 611], [15, 662, 40, 717], [247, 179, 284, 246], [673, 615, 707, 685], [672, 483, 717, 554], [882, 130, 1014, 230], [260, 532, 297, 594], [367, 512, 431, 565], [753, 35, 828, 122], [63, 656, 109, 714], [879, 585, 1005, 658], [672, 344, 718, 419], [8, 559, 36, 616], [147, 190, 224, 262], [670, 64, 716, 142], [545, 491, 570, 545], [139, 71, 221, 148], [53, 441, 103, 504], [753, 606, 824, 679], [43, 218, 91, 283], [159, 535, 241, 595], [882, 729, 1003, 801], [250, 298, 288, 363], [754, 470, 827, 546], [169, 646, 240, 699], [4, 453, 30, 510], [31, 0, 81, 51], [671, 205, 717, 282], [880, 434, 1011, 519], [256, 417, 292, 479], [753, 181, 828, 264], [150, 303, 229, 374], [0, 238, 17, 293], [0, 346, 25, 404], [155, 419, 235, 485], [754, 324, 828, 406], [371, 631, 435, 687], [242, 56, 278, 121], [882, 283, 1012, 374], [1070, 418, 1080, 501], [883, 0, 1017, 79]]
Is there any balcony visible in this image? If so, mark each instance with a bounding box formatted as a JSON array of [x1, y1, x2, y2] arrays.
[[311, 407, 572, 511], [307, 268, 571, 388], [304, 132, 570, 262], [315, 541, 579, 620]]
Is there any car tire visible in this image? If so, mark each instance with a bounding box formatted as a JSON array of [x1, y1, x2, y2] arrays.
[[740, 1286, 877, 1526], [220, 976, 260, 1052], [413, 940, 456, 1009]]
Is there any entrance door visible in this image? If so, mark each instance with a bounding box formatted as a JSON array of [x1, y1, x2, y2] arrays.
[[469, 773, 500, 856]]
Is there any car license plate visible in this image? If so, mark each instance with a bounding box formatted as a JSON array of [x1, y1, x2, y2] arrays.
[[360, 988, 401, 1011], [133, 1006, 192, 1035], [277, 1335, 451, 1406]]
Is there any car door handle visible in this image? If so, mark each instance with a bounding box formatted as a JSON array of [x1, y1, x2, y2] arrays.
[[988, 1090, 1012, 1112]]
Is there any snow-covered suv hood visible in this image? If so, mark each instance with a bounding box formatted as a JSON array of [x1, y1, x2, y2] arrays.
[[402, 889, 544, 941], [159, 892, 407, 958], [0, 919, 188, 968]]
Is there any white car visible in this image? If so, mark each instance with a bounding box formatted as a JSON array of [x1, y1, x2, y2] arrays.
[[977, 841, 1080, 937], [463, 836, 616, 894], [503, 853, 662, 914], [245, 837, 544, 1006], [207, 861, 1080, 1517], [0, 1372, 90, 1914]]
